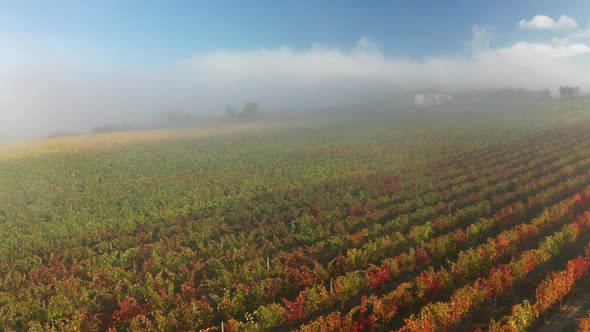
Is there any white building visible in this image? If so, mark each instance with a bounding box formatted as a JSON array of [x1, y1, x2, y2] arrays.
[[414, 89, 453, 106]]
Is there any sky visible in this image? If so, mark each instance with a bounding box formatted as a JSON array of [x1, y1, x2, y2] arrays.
[[1, 1, 590, 142]]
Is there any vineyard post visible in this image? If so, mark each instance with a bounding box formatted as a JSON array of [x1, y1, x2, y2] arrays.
[[266, 256, 270, 270], [560, 295, 563, 309], [221, 321, 225, 332], [421, 311, 424, 329], [15, 236, 21, 254], [546, 280, 553, 322]]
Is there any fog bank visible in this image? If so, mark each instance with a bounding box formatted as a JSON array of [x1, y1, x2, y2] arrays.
[[2, 26, 590, 142]]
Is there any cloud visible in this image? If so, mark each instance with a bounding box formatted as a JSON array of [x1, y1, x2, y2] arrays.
[[552, 28, 590, 45], [471, 25, 491, 54], [519, 15, 578, 30], [355, 36, 382, 53], [2, 28, 590, 142]]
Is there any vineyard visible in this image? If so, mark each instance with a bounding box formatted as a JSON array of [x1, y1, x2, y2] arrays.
[[4, 102, 590, 331]]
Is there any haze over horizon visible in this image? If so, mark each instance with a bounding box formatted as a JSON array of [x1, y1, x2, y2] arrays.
[[2, 1, 590, 142]]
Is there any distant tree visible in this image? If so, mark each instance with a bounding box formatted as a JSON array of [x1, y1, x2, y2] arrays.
[[240, 102, 260, 119], [226, 106, 237, 119], [92, 122, 135, 134], [559, 86, 581, 98], [46, 131, 80, 139]]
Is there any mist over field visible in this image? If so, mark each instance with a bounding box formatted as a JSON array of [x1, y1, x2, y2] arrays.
[[7, 3, 590, 331], [2, 21, 590, 142]]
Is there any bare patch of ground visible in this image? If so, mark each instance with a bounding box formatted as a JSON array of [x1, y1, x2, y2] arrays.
[[538, 280, 590, 332]]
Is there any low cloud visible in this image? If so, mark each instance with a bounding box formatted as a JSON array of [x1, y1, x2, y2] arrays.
[[519, 15, 578, 30], [1, 27, 590, 142]]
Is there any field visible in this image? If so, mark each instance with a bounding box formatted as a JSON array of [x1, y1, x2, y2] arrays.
[[4, 100, 590, 331]]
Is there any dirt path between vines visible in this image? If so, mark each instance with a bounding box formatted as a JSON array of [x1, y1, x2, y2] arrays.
[[537, 286, 590, 332]]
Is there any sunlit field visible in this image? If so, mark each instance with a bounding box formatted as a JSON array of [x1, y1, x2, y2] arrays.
[[0, 122, 298, 161], [3, 99, 590, 331]]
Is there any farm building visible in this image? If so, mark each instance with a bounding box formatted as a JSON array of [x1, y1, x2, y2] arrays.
[[414, 89, 453, 106]]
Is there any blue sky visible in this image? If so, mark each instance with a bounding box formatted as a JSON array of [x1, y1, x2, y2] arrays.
[[2, 1, 590, 142], [1, 0, 588, 64]]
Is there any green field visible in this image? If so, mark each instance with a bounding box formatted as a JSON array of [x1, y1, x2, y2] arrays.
[[3, 100, 590, 331]]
